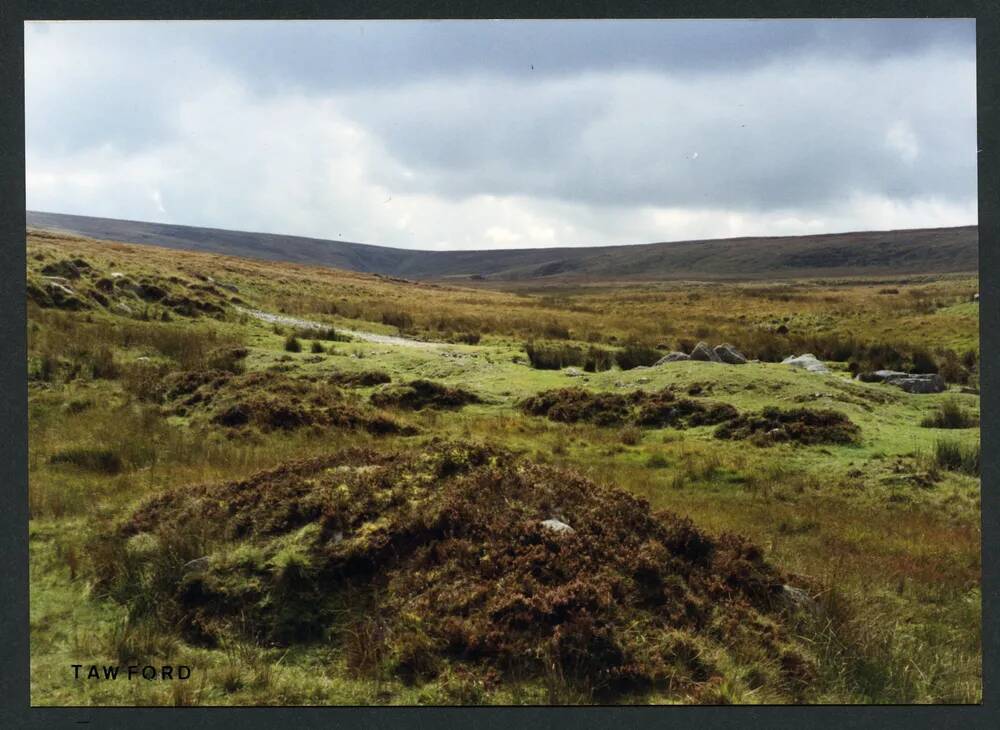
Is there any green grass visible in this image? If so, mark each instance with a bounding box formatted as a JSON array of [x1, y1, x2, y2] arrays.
[[25, 230, 981, 705]]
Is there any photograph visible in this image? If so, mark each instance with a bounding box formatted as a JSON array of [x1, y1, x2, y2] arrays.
[[23, 18, 981, 706]]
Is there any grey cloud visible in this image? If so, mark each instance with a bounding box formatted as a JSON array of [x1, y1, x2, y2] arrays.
[[347, 53, 976, 211], [147, 19, 976, 91], [24, 19, 978, 249]]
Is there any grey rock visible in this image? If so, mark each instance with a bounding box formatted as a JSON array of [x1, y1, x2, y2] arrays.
[[856, 370, 945, 393], [183, 556, 211, 573], [655, 351, 691, 365], [779, 584, 821, 616], [782, 353, 830, 374], [564, 367, 584, 377], [892, 374, 946, 394], [540, 518, 575, 535], [44, 280, 75, 298], [690, 341, 722, 362], [714, 343, 747, 365]]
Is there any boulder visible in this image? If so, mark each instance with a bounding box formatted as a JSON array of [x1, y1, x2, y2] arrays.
[[714, 343, 747, 365], [855, 370, 946, 394], [564, 367, 584, 377], [690, 341, 722, 363], [782, 353, 830, 374], [856, 370, 907, 384], [891, 374, 946, 394], [655, 351, 691, 365]]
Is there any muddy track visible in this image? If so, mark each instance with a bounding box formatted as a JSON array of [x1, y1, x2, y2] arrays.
[[234, 306, 445, 349]]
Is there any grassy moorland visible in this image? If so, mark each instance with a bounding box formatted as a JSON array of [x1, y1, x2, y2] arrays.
[[27, 229, 980, 705]]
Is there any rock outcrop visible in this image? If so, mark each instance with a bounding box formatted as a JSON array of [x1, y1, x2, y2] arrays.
[[714, 343, 747, 365], [782, 354, 830, 374], [690, 341, 722, 363]]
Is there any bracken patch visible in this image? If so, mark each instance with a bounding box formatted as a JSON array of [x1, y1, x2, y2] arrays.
[[370, 379, 481, 410], [519, 387, 738, 430], [157, 369, 413, 436], [93, 442, 815, 700], [714, 407, 861, 446]]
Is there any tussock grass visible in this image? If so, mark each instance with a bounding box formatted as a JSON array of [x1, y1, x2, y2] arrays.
[[932, 439, 980, 476], [920, 399, 978, 429]]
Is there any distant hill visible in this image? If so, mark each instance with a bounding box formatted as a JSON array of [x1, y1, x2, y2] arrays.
[[26, 211, 978, 282]]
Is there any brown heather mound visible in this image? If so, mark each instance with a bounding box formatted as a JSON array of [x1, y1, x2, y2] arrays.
[[94, 443, 816, 699], [329, 369, 392, 387], [157, 369, 412, 436], [519, 387, 738, 429], [714, 407, 861, 447], [370, 379, 481, 410]]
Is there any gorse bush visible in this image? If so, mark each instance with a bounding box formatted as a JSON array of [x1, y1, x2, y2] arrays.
[[283, 335, 302, 353], [524, 342, 584, 370], [524, 342, 656, 372], [583, 346, 615, 373], [614, 344, 661, 371]]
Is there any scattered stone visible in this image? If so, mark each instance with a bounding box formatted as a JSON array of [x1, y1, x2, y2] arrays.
[[111, 272, 126, 279], [782, 354, 830, 374], [183, 556, 211, 573], [564, 367, 585, 377], [856, 371, 946, 394], [856, 370, 907, 383], [540, 518, 575, 534], [713, 343, 747, 365], [636, 377, 651, 384], [779, 585, 821, 616], [655, 351, 691, 365], [690, 341, 722, 363]]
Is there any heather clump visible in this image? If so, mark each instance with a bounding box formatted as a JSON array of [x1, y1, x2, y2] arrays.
[[93, 442, 815, 700]]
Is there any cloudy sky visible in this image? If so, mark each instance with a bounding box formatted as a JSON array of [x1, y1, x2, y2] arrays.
[[25, 19, 977, 250]]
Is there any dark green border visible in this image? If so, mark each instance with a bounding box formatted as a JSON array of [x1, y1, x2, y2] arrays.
[[1, 2, 996, 727]]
